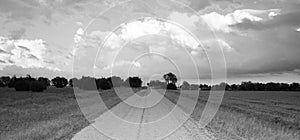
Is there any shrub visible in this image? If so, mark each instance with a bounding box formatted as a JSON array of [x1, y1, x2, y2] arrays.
[[124, 77, 142, 88], [148, 80, 166, 89], [181, 81, 190, 90], [167, 83, 177, 90], [14, 80, 31, 91], [107, 76, 123, 87], [96, 78, 112, 90], [51, 77, 68, 88], [0, 76, 10, 87], [0, 81, 5, 87], [79, 77, 97, 90], [38, 77, 50, 86], [30, 81, 47, 92], [8, 76, 17, 88]]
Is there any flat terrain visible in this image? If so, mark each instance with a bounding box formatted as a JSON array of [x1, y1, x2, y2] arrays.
[[72, 89, 214, 140], [165, 90, 300, 140], [0, 87, 136, 140], [1, 87, 300, 140]]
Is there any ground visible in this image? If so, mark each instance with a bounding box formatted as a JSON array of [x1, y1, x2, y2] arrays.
[[0, 87, 300, 140]]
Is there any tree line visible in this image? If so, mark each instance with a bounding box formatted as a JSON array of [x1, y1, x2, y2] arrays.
[[0, 75, 144, 92], [1, 72, 299, 92], [209, 81, 300, 91]]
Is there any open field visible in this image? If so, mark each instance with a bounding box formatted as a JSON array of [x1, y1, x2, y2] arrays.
[[165, 90, 300, 140], [1, 87, 300, 140], [0, 87, 137, 140]]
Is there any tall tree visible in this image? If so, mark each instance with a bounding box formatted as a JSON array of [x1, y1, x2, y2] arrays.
[[51, 76, 68, 88], [163, 72, 178, 84]]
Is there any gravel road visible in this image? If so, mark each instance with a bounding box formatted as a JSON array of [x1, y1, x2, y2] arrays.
[[72, 89, 214, 140]]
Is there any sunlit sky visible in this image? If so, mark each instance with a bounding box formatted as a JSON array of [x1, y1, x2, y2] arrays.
[[0, 0, 300, 84]]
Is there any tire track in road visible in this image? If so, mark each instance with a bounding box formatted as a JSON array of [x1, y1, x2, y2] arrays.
[[72, 90, 214, 140], [136, 108, 145, 140]]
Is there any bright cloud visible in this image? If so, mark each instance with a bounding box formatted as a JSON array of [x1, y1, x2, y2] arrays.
[[120, 18, 164, 41], [103, 60, 141, 70], [201, 9, 280, 33], [0, 36, 59, 70]]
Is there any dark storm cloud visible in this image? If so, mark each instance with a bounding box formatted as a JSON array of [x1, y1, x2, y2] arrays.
[[223, 25, 300, 77], [231, 11, 300, 30]]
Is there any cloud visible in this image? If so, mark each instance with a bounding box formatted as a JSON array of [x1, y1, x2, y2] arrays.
[[17, 45, 31, 51], [0, 65, 69, 78], [231, 11, 300, 31], [120, 18, 163, 41], [0, 59, 5, 63], [0, 49, 8, 54], [189, 0, 211, 11], [201, 9, 280, 32], [0, 36, 59, 70], [9, 28, 26, 40], [74, 28, 84, 44], [0, 0, 91, 24], [103, 60, 141, 70], [73, 28, 124, 58]]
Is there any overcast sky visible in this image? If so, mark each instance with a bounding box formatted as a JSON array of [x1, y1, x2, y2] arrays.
[[0, 0, 300, 84]]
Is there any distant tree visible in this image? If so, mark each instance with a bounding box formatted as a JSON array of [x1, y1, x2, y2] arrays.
[[107, 76, 123, 87], [14, 79, 31, 91], [124, 77, 142, 88], [30, 80, 47, 92], [289, 83, 300, 91], [0, 81, 5, 87], [230, 84, 238, 90], [51, 76, 68, 88], [190, 84, 199, 90], [163, 72, 178, 90], [181, 81, 190, 90], [200, 84, 211, 91], [163, 72, 178, 84], [8, 76, 17, 88], [38, 77, 50, 86], [69, 78, 80, 87], [0, 76, 10, 87], [280, 83, 289, 91], [166, 83, 177, 90], [96, 78, 112, 90], [212, 82, 230, 90], [148, 80, 166, 89], [78, 76, 97, 90]]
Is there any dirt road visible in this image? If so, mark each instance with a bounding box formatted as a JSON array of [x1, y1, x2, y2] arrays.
[[72, 89, 214, 140]]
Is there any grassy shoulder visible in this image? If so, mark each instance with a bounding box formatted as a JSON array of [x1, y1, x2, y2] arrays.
[[164, 90, 300, 140], [0, 87, 139, 140]]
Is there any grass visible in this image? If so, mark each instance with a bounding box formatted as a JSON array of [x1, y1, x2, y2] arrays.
[[1, 87, 300, 140], [164, 90, 300, 140], [0, 87, 138, 140]]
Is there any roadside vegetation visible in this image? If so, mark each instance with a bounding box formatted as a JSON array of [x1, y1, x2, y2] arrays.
[[0, 72, 300, 139], [164, 90, 300, 140]]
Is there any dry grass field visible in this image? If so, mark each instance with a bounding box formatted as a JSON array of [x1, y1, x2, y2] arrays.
[[165, 90, 300, 140], [1, 87, 300, 140], [0, 87, 137, 140]]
